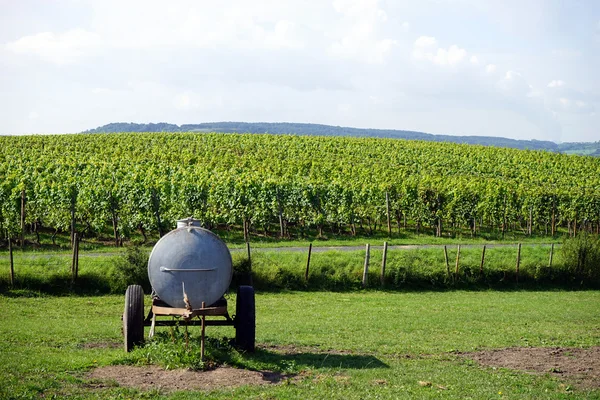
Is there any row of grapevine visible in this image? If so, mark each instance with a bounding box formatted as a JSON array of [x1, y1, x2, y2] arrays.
[[1, 132, 599, 243]]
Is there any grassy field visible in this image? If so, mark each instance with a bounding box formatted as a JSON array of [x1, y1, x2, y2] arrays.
[[1, 290, 599, 399], [1, 243, 590, 296]]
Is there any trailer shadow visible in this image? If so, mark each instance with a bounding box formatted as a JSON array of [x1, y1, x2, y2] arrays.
[[245, 347, 389, 370]]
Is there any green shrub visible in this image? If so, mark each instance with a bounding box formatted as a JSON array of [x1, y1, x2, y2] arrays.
[[561, 233, 600, 284], [109, 246, 151, 293], [232, 253, 253, 287]]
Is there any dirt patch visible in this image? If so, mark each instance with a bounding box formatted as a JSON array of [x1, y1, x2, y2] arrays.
[[87, 365, 291, 392], [464, 347, 600, 389]]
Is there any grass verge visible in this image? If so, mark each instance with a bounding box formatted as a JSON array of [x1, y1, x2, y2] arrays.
[[0, 244, 597, 295]]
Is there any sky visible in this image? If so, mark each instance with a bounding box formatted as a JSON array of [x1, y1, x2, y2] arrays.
[[1, 0, 599, 143]]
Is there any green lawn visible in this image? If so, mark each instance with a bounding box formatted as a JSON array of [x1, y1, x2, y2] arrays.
[[1, 290, 599, 398]]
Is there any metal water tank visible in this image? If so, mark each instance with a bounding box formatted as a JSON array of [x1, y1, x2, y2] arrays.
[[147, 218, 232, 309]]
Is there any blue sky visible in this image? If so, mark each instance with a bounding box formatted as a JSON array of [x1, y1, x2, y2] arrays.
[[1, 0, 599, 142]]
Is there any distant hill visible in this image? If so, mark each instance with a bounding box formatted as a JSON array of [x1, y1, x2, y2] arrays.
[[83, 121, 599, 155]]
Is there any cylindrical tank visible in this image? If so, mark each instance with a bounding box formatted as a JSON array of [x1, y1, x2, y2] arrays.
[[148, 218, 232, 309]]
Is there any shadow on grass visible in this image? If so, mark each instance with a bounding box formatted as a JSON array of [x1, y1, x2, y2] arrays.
[[1, 270, 598, 298], [0, 272, 113, 297], [247, 348, 389, 370], [203, 338, 390, 371], [116, 335, 389, 374], [247, 269, 600, 293]]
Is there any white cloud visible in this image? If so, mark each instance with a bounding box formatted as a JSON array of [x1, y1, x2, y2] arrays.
[[485, 64, 497, 73], [543, 79, 596, 115], [551, 96, 594, 114], [412, 38, 468, 66], [547, 80, 565, 88], [329, 0, 398, 64], [497, 71, 533, 96], [333, 0, 387, 21], [401, 22, 410, 32], [262, 20, 305, 50], [174, 93, 194, 110], [5, 29, 101, 65], [172, 90, 225, 111], [432, 45, 467, 66], [5, 3, 308, 65], [494, 70, 562, 141], [469, 55, 479, 64], [414, 36, 436, 48]]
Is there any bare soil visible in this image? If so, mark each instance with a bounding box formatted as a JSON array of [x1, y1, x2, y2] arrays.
[[88, 365, 291, 393], [464, 347, 600, 389], [87, 346, 600, 392]]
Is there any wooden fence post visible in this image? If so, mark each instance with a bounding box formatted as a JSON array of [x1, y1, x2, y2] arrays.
[[70, 199, 76, 248], [444, 245, 450, 278], [246, 241, 253, 285], [75, 235, 80, 281], [305, 243, 312, 281], [20, 189, 25, 248], [454, 245, 461, 282], [8, 236, 14, 287], [479, 245, 486, 276], [200, 301, 206, 361], [362, 244, 370, 288], [516, 243, 521, 284], [548, 243, 554, 268], [246, 241, 251, 265], [277, 189, 285, 238], [71, 233, 78, 283], [385, 192, 391, 236], [380, 241, 388, 287]]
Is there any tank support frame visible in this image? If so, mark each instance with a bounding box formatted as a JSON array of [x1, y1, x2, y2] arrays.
[[144, 296, 233, 329], [143, 296, 234, 360]]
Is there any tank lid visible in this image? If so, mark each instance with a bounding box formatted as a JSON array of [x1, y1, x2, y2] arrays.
[[176, 217, 202, 228]]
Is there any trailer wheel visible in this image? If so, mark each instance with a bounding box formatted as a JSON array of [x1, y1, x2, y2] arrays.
[[123, 284, 144, 352], [235, 285, 255, 352]]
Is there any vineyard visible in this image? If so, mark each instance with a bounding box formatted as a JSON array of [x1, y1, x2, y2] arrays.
[[1, 132, 600, 245]]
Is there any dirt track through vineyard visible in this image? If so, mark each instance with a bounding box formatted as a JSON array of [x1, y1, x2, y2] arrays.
[[0, 242, 554, 260]]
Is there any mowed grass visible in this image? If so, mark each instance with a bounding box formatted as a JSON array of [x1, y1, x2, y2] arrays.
[[1, 290, 599, 399]]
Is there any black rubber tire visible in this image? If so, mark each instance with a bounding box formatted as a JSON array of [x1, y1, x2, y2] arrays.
[[235, 285, 255, 352], [123, 284, 144, 352]]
